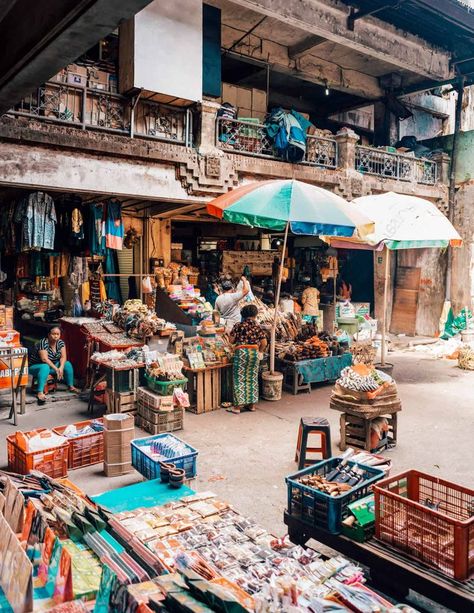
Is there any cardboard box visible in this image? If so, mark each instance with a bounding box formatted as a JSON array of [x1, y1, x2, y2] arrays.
[[236, 86, 252, 110], [0, 306, 13, 330], [104, 413, 134, 431], [88, 67, 110, 90], [66, 64, 88, 87], [252, 88, 267, 112]]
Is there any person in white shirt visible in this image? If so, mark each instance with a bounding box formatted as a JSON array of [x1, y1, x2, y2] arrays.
[[215, 276, 250, 331]]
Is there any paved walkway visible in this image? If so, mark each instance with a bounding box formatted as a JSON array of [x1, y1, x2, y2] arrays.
[[1, 350, 472, 535]]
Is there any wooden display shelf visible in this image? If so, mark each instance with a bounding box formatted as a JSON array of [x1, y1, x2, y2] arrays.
[[284, 512, 474, 612]]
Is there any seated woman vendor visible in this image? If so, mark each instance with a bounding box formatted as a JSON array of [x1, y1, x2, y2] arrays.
[[29, 327, 79, 405]]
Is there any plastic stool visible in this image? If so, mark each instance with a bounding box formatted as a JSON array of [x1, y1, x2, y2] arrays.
[[295, 417, 332, 469]]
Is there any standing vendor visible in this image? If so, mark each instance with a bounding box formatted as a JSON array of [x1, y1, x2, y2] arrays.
[[229, 304, 267, 413], [301, 277, 320, 322], [215, 276, 250, 332]]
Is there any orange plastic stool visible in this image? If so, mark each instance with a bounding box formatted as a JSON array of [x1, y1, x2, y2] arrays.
[[295, 417, 332, 470]]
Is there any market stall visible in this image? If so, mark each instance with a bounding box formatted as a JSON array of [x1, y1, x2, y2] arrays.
[[1, 461, 455, 613]]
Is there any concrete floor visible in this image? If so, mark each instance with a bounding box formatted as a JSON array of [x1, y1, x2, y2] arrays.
[[1, 349, 473, 538]]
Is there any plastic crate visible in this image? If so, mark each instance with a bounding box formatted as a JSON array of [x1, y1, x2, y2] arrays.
[[374, 470, 474, 580], [286, 458, 385, 534], [131, 433, 197, 479], [144, 373, 187, 396], [7, 430, 68, 478], [53, 419, 104, 469]]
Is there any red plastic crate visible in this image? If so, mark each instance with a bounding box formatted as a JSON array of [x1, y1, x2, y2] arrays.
[[53, 419, 104, 469], [374, 470, 474, 580], [7, 429, 68, 478]]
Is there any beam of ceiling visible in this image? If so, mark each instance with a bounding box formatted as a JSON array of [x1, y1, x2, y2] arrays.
[[0, 0, 154, 114], [288, 35, 327, 60], [227, 0, 452, 80], [223, 38, 383, 100]]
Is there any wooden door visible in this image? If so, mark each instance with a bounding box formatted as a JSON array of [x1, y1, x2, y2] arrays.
[[390, 266, 421, 335]]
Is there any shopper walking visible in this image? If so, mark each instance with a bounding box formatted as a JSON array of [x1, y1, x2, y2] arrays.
[[229, 305, 267, 414], [29, 326, 79, 405]]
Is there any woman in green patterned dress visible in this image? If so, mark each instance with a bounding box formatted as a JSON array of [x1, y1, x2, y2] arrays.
[[229, 305, 268, 414]]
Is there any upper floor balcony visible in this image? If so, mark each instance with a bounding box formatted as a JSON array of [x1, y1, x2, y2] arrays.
[[216, 116, 438, 186], [10, 80, 194, 146], [6, 82, 447, 199]]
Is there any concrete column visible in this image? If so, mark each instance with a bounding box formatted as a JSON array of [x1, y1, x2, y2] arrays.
[[335, 128, 359, 172], [373, 101, 398, 147], [198, 99, 222, 155], [148, 218, 172, 266], [430, 152, 451, 185]]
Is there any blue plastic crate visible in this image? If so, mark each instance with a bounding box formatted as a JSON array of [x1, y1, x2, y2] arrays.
[[286, 457, 385, 534], [131, 433, 198, 480]]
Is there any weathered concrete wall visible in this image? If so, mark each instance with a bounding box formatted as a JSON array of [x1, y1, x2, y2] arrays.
[[423, 130, 474, 184], [451, 182, 474, 313]]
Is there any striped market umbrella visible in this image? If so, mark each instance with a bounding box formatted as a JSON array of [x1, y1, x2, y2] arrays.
[[207, 179, 374, 238], [207, 180, 374, 373]]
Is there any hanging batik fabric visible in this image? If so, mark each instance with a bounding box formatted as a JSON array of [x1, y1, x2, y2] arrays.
[[104, 200, 124, 250]]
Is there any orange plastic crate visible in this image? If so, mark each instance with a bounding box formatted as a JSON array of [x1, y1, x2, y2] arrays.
[[7, 429, 68, 478], [53, 419, 104, 469], [374, 470, 474, 580]]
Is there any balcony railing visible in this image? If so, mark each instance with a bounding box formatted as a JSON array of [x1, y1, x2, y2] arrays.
[[216, 117, 338, 169], [355, 145, 437, 185], [10, 81, 193, 146]]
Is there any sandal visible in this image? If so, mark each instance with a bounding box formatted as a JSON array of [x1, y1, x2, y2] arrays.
[[247, 404, 256, 412], [226, 406, 241, 414], [37, 393, 47, 406], [68, 386, 80, 394]]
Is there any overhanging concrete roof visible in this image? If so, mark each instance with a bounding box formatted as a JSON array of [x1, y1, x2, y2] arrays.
[[0, 0, 155, 114]]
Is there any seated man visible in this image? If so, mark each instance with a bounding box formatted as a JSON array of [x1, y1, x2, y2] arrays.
[[29, 326, 79, 405]]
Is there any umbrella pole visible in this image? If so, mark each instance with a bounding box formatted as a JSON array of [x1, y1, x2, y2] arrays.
[[381, 247, 390, 367], [270, 221, 290, 374]]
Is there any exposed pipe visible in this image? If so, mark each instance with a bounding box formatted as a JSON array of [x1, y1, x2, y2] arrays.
[[444, 75, 465, 301]]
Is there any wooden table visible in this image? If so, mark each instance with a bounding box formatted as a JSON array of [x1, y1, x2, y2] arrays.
[[183, 363, 231, 414], [284, 512, 474, 611], [88, 358, 143, 414]]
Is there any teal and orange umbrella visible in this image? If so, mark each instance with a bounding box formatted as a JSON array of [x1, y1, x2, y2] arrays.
[[207, 179, 374, 374], [207, 179, 374, 239]]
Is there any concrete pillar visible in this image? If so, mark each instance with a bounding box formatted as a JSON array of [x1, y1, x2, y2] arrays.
[[148, 218, 172, 266], [430, 152, 451, 185], [198, 99, 222, 155], [335, 128, 359, 171], [373, 101, 398, 147]]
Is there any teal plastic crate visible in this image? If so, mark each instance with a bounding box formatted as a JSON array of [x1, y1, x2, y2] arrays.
[[131, 433, 197, 479], [144, 373, 187, 396], [286, 458, 384, 534]]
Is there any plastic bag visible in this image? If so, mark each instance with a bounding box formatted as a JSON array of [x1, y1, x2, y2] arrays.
[[142, 276, 153, 294]]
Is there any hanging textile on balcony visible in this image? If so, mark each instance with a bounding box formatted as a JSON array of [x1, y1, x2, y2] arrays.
[[265, 108, 313, 163]]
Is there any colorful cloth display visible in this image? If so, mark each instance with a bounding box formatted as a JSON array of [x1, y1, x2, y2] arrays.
[[14, 191, 57, 251], [104, 200, 124, 250]]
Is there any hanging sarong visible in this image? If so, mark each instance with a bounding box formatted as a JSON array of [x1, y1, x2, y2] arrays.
[[233, 344, 259, 407]]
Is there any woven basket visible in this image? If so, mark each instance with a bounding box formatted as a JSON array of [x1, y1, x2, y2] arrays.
[[458, 345, 474, 370]]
